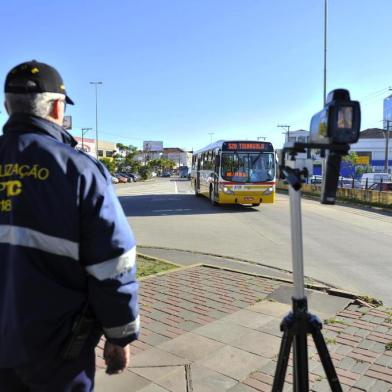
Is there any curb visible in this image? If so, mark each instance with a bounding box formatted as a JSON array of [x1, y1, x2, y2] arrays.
[[136, 251, 367, 303]]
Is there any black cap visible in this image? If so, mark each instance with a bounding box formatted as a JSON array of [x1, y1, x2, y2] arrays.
[[4, 60, 74, 105]]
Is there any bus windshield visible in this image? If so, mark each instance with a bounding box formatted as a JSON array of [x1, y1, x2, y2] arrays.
[[221, 152, 275, 182]]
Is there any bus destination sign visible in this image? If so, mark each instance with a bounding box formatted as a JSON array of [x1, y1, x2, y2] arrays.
[[222, 142, 272, 152]]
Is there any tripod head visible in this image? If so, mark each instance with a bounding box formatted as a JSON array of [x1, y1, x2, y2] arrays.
[[279, 89, 360, 204]]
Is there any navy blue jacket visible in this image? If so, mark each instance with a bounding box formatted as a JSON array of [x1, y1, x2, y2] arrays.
[[0, 114, 139, 367]]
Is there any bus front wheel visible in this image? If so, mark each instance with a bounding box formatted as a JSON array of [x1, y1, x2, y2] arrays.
[[209, 187, 218, 206], [194, 181, 200, 197]]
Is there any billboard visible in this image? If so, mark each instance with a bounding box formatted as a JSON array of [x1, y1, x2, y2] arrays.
[[74, 136, 96, 157], [63, 115, 72, 130], [143, 141, 163, 152], [383, 95, 392, 125]]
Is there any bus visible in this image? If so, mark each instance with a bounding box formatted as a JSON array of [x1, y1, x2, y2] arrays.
[[178, 165, 190, 179], [191, 140, 276, 206]]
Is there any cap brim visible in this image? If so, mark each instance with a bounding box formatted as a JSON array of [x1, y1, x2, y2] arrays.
[[66, 95, 74, 105]]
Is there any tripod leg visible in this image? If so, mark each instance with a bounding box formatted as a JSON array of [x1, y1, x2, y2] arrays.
[[272, 329, 294, 392], [311, 326, 343, 392], [293, 327, 309, 392]]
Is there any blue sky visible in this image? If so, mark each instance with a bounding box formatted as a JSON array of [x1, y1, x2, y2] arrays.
[[1, 0, 391, 151]]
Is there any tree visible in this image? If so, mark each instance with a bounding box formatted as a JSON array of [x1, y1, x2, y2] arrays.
[[343, 152, 371, 178], [99, 157, 116, 174]]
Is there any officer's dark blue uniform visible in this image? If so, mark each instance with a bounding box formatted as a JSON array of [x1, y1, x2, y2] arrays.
[[0, 62, 139, 391]]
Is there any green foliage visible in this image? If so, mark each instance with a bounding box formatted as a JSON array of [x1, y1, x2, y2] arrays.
[[385, 341, 392, 350], [139, 166, 152, 180], [137, 256, 176, 278], [99, 158, 116, 173]]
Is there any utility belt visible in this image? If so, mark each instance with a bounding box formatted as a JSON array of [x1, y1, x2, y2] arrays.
[[60, 303, 101, 360]]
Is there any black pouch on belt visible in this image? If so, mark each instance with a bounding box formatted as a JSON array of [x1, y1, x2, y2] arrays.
[[60, 304, 97, 360]]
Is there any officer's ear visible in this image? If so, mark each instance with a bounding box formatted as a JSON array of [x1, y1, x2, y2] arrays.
[[51, 99, 62, 120]]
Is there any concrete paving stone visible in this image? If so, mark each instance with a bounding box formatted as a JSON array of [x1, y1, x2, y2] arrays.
[[351, 361, 371, 374], [369, 379, 392, 391], [137, 385, 170, 392], [142, 331, 172, 346], [247, 301, 291, 318], [227, 383, 260, 392], [307, 292, 352, 319], [178, 321, 203, 331], [353, 375, 377, 390], [186, 363, 238, 392], [157, 332, 225, 361], [230, 330, 281, 359], [259, 360, 277, 376], [192, 319, 253, 344], [335, 345, 353, 356], [336, 356, 357, 370], [150, 310, 173, 321], [95, 369, 151, 392], [206, 310, 228, 319], [198, 345, 269, 381], [153, 366, 186, 392], [375, 325, 389, 333], [131, 365, 182, 384], [375, 354, 392, 367], [358, 339, 376, 350], [222, 309, 275, 329], [256, 318, 283, 337], [267, 285, 311, 305], [131, 347, 190, 368]]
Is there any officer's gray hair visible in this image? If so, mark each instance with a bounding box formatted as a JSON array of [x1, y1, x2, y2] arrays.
[[5, 92, 66, 119]]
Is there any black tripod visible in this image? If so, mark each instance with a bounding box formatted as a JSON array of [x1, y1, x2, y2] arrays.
[[271, 166, 342, 392]]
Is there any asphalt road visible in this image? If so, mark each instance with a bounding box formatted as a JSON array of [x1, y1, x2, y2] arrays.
[[116, 177, 392, 305]]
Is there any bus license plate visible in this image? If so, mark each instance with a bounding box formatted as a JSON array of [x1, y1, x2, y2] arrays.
[[244, 197, 254, 201]]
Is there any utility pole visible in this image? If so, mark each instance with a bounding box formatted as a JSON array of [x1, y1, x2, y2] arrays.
[[90, 81, 103, 158], [81, 128, 92, 151], [277, 125, 291, 140], [323, 0, 328, 104], [385, 121, 391, 173], [208, 132, 214, 143]]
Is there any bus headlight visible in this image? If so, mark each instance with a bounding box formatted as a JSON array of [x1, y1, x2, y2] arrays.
[[219, 185, 234, 194], [263, 187, 274, 195]]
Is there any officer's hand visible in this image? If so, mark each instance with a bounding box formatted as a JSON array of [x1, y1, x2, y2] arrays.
[[103, 341, 130, 375]]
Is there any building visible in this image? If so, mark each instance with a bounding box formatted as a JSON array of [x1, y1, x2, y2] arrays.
[[350, 128, 392, 172], [74, 137, 117, 160], [162, 148, 192, 168], [281, 128, 392, 176]]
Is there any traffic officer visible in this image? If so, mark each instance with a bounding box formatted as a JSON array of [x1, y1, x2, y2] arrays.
[[0, 60, 139, 391]]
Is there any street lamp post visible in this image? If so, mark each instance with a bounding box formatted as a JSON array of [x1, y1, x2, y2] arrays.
[[323, 0, 328, 105], [208, 132, 214, 143], [277, 125, 291, 141], [81, 127, 92, 151], [90, 81, 103, 158]]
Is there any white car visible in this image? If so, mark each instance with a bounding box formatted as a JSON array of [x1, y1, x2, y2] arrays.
[[111, 176, 119, 184]]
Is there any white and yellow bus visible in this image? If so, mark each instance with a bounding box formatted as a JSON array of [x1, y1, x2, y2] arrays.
[[191, 140, 276, 206]]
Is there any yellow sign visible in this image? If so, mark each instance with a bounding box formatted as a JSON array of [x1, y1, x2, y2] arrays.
[[355, 156, 369, 164]]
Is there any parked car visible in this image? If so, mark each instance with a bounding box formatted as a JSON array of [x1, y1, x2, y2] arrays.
[[360, 173, 391, 188], [111, 176, 119, 184], [338, 177, 362, 189], [309, 175, 322, 184], [118, 173, 134, 182], [113, 173, 128, 183], [368, 182, 392, 192], [128, 172, 140, 182], [161, 172, 171, 177]]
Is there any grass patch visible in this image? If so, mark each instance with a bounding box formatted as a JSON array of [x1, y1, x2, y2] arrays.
[[137, 255, 177, 278], [385, 341, 392, 351], [324, 318, 347, 326]]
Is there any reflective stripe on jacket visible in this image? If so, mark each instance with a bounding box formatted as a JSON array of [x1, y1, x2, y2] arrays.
[[0, 114, 139, 367]]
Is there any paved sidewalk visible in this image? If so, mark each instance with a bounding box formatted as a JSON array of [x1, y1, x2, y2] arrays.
[[95, 263, 392, 392]]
